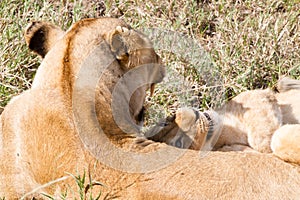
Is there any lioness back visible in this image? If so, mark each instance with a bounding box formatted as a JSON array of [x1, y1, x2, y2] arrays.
[[0, 18, 164, 198]]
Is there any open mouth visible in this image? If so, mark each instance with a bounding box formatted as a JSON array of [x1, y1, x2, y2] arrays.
[[132, 83, 156, 126], [136, 106, 145, 125]]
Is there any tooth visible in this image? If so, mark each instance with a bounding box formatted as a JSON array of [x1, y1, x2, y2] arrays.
[[150, 84, 156, 97]]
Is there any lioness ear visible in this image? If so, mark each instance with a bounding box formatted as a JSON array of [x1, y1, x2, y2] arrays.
[[107, 26, 130, 65], [24, 21, 64, 58], [107, 25, 160, 71]]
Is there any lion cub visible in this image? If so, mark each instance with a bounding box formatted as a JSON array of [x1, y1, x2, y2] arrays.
[[147, 77, 300, 164], [146, 108, 221, 150]]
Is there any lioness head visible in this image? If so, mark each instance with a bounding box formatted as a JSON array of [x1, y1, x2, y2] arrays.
[[25, 18, 165, 140]]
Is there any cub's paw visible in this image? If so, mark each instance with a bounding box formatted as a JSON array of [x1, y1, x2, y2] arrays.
[[271, 124, 300, 164], [175, 108, 222, 150]]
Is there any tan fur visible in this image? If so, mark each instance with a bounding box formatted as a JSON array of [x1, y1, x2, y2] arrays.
[[175, 108, 207, 150], [156, 78, 300, 164], [271, 124, 300, 164], [1, 19, 300, 199], [217, 82, 300, 163], [175, 108, 197, 132], [216, 89, 282, 153], [173, 108, 222, 150]]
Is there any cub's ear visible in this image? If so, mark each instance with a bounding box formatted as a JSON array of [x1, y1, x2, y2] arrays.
[[24, 21, 65, 58]]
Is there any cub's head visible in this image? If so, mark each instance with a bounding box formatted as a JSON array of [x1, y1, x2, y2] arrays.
[[25, 18, 165, 136], [146, 108, 222, 150]]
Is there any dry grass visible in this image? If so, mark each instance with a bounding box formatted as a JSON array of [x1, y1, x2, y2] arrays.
[[0, 0, 104, 110], [0, 1, 300, 122], [106, 0, 300, 126], [1, 0, 299, 120]]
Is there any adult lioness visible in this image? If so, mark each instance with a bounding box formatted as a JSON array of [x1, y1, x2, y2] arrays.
[[1, 19, 300, 199], [149, 77, 300, 164]]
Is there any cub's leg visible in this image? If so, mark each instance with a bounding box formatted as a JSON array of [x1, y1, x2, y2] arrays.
[[231, 89, 282, 153], [271, 124, 300, 164]]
